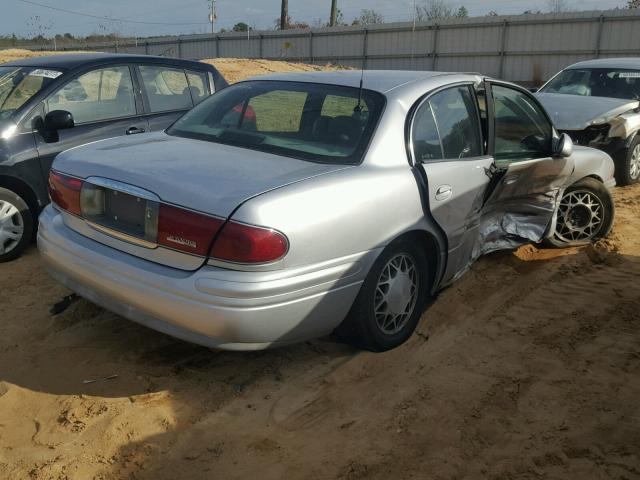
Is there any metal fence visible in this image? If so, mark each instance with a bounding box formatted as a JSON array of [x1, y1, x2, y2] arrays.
[[12, 9, 640, 84]]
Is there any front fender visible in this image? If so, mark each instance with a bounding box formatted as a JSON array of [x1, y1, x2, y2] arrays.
[[566, 145, 616, 188]]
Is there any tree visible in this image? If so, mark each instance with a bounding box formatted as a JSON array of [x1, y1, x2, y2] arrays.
[[456, 6, 468, 17], [486, 10, 499, 16], [233, 22, 249, 32], [354, 9, 384, 25], [546, 0, 572, 13], [415, 0, 454, 21], [280, 0, 288, 30], [273, 15, 309, 30], [330, 0, 338, 26], [627, 0, 640, 7]]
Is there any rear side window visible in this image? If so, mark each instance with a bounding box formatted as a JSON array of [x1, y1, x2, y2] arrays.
[[412, 102, 443, 161], [186, 70, 209, 104], [139, 65, 193, 113], [47, 66, 136, 124], [411, 85, 482, 162]]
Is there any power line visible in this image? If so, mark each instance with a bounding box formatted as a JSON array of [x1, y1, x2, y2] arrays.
[[17, 0, 210, 26]]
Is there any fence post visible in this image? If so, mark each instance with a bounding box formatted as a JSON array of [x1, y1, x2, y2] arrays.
[[499, 20, 508, 79], [215, 35, 220, 58], [259, 34, 264, 59], [431, 24, 439, 70], [145, 41, 149, 55], [595, 15, 605, 58], [309, 31, 314, 64], [177, 37, 183, 59], [362, 28, 368, 69]]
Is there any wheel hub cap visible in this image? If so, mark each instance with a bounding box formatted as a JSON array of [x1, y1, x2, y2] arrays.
[[630, 144, 640, 180], [0, 199, 24, 255], [555, 189, 604, 243], [374, 254, 419, 335]]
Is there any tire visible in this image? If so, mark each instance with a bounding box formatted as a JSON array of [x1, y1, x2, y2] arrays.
[[335, 239, 431, 352], [614, 136, 640, 186], [545, 177, 614, 248], [0, 187, 34, 263]]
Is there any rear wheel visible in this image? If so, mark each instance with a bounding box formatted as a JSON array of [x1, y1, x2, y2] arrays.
[[0, 187, 33, 263], [614, 136, 640, 186], [336, 239, 430, 352], [546, 178, 614, 248]]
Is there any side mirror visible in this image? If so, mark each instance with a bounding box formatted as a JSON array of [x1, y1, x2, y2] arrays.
[[554, 133, 573, 158], [44, 110, 74, 131]]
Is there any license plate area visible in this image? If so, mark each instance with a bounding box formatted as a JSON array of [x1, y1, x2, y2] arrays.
[[81, 180, 159, 247]]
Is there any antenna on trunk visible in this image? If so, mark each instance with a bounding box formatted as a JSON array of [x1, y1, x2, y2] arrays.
[[354, 66, 365, 114]]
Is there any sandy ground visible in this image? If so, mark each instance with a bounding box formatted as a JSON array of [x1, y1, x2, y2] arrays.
[[1, 50, 640, 479], [0, 183, 638, 479]]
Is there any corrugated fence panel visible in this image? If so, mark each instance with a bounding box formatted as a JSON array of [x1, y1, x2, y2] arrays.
[[181, 39, 218, 59], [438, 25, 502, 54], [10, 10, 640, 84], [312, 32, 365, 61], [262, 34, 310, 60], [218, 37, 260, 58]]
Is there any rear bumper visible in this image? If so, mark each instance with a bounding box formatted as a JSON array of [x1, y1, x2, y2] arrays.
[[37, 205, 370, 350]]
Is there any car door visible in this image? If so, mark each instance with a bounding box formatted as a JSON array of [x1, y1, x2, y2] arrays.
[[477, 81, 573, 255], [35, 64, 148, 177], [135, 64, 198, 131], [410, 83, 495, 283]]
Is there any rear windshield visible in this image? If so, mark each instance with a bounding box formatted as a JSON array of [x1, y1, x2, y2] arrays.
[[540, 68, 640, 100], [0, 66, 62, 120], [167, 80, 385, 164]]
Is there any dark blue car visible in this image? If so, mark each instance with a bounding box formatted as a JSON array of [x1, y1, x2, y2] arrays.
[[0, 52, 228, 261]]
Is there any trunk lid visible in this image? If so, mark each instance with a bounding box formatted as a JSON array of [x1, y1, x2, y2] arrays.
[[54, 132, 348, 217], [52, 132, 349, 270]]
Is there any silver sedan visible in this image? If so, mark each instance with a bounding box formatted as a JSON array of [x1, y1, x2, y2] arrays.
[[38, 71, 616, 351]]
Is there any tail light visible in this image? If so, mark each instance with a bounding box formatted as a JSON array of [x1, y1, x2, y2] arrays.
[[157, 204, 224, 256], [48, 171, 82, 216], [210, 221, 288, 264]]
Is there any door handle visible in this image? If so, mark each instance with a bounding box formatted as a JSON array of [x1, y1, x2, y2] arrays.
[[126, 126, 146, 135], [435, 185, 452, 201]]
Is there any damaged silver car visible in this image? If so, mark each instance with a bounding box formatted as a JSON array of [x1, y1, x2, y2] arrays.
[[38, 72, 615, 352], [537, 58, 640, 185]]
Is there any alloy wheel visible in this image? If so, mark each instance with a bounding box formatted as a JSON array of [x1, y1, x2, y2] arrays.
[[630, 143, 640, 181], [555, 189, 604, 243], [374, 253, 419, 335], [0, 199, 25, 255]]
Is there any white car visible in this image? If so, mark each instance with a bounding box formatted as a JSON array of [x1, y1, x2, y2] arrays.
[[537, 58, 640, 185]]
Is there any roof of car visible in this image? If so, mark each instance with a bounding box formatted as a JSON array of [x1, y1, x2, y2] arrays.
[[244, 70, 463, 93], [567, 57, 640, 70], [1, 52, 212, 71]]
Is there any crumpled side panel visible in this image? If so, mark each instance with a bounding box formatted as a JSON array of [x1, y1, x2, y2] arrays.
[[608, 112, 640, 140], [476, 190, 563, 256]]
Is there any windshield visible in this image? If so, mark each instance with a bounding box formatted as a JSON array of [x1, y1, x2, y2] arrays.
[[540, 68, 640, 100], [0, 66, 62, 121], [167, 80, 385, 164]]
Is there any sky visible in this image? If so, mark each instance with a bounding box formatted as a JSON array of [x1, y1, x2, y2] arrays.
[[2, 0, 630, 39]]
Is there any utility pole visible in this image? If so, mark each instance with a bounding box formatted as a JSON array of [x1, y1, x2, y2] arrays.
[[330, 0, 337, 26], [209, 0, 216, 34], [280, 0, 288, 30]]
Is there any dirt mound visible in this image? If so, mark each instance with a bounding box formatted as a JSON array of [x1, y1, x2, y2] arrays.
[[0, 48, 91, 64], [0, 50, 346, 84], [203, 58, 347, 83]]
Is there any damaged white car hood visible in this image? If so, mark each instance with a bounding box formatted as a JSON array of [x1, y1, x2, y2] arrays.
[[536, 93, 639, 131]]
